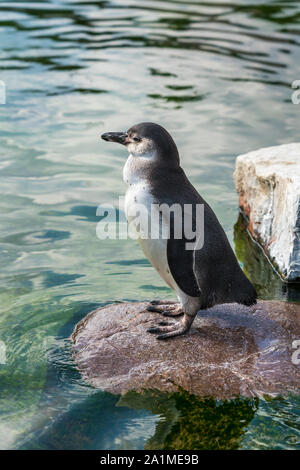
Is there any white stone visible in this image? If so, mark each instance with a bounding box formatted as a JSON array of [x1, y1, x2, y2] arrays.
[[234, 143, 300, 282]]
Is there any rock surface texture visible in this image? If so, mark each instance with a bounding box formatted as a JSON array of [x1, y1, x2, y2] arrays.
[[234, 143, 300, 282], [72, 301, 300, 400]]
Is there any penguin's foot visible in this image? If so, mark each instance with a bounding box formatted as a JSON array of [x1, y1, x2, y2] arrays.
[[146, 302, 184, 317], [147, 321, 179, 335], [161, 308, 184, 318], [147, 314, 195, 340], [149, 300, 177, 306]]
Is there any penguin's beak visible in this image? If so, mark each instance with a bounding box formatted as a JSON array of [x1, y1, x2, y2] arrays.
[[101, 132, 128, 145]]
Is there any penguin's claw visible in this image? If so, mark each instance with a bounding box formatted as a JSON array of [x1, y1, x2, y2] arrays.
[[147, 327, 163, 334], [147, 313, 195, 339], [150, 300, 176, 306], [147, 321, 179, 335], [161, 309, 184, 317], [147, 302, 183, 316], [156, 329, 188, 340], [146, 306, 163, 313]]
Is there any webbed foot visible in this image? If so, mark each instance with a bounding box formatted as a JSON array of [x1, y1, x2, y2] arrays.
[[147, 314, 195, 340], [146, 301, 184, 317]]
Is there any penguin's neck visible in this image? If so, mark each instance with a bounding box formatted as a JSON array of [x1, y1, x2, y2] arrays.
[[123, 152, 156, 186]]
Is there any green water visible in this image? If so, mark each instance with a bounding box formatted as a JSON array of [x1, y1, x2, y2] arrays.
[[0, 0, 299, 450]]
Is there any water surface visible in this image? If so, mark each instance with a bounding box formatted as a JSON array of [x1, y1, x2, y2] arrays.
[[0, 0, 299, 450]]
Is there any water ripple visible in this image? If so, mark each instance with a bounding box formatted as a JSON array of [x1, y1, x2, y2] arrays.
[[0, 0, 300, 451]]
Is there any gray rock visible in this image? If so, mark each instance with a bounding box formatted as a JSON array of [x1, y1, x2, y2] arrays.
[[234, 143, 300, 282], [72, 301, 300, 399]]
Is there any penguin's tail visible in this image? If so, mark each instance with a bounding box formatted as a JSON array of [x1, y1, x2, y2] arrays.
[[199, 272, 257, 310], [241, 293, 257, 307], [235, 274, 257, 307]]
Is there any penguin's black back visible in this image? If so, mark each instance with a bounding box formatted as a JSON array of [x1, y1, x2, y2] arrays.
[[149, 166, 257, 309]]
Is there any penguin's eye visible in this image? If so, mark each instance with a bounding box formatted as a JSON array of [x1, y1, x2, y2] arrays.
[[133, 137, 141, 142]]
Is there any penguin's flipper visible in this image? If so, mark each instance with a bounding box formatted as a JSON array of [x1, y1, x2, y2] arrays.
[[166, 211, 201, 298]]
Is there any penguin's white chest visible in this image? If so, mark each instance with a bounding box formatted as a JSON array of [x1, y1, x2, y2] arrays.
[[123, 177, 177, 290]]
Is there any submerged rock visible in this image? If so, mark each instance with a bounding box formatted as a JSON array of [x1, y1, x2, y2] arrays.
[[118, 390, 258, 450], [234, 143, 300, 282], [72, 301, 300, 399], [234, 214, 300, 303]]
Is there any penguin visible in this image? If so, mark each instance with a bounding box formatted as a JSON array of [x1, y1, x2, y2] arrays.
[[101, 122, 257, 340]]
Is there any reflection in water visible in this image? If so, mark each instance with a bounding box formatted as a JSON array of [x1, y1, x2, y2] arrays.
[[19, 386, 300, 450], [234, 214, 300, 302], [119, 390, 258, 450], [0, 0, 300, 451], [23, 389, 259, 450], [21, 391, 158, 450]]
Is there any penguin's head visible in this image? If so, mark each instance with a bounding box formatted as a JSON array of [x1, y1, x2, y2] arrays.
[[101, 122, 179, 167]]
